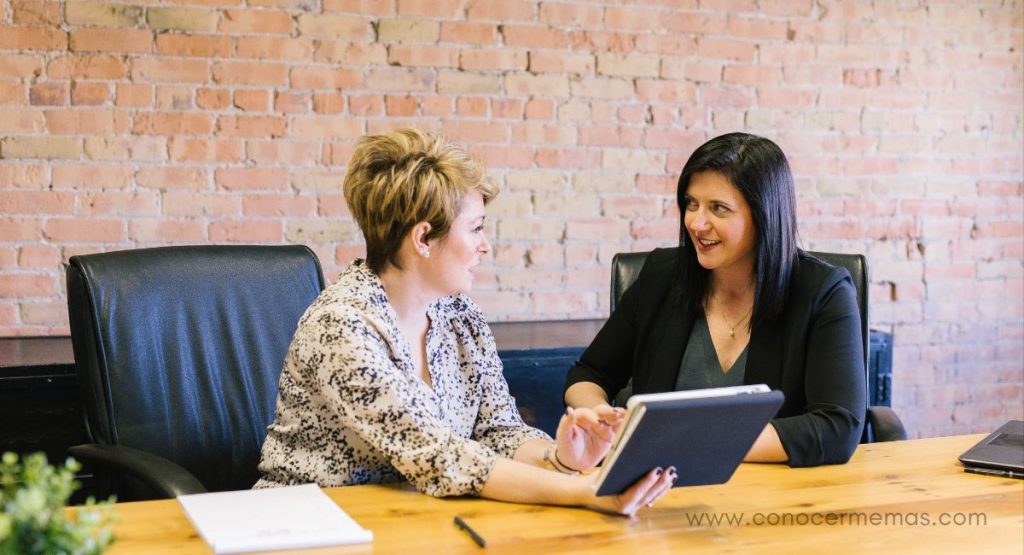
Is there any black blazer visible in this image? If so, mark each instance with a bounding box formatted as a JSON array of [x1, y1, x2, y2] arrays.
[[566, 247, 866, 467]]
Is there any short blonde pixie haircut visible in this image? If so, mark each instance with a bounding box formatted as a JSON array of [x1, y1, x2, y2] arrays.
[[343, 128, 498, 274]]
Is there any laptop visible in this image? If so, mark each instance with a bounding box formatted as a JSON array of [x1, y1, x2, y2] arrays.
[[957, 420, 1024, 479]]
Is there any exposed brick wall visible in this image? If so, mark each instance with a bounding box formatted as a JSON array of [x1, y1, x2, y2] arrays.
[[0, 0, 1021, 438]]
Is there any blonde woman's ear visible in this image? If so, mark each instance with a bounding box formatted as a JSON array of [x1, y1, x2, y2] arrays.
[[410, 221, 433, 258]]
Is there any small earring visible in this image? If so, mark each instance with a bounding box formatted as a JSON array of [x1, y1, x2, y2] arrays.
[[420, 248, 430, 258]]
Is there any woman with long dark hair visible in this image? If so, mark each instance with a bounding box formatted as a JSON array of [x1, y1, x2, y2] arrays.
[[565, 132, 866, 466]]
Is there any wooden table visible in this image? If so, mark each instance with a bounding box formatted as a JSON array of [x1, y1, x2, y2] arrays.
[[87, 435, 1023, 554]]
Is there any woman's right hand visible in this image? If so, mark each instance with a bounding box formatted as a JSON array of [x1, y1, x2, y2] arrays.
[[581, 466, 677, 516]]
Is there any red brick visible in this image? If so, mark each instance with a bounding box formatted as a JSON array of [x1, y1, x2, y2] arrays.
[[132, 58, 209, 83], [398, 0, 464, 17], [323, 0, 394, 15], [440, 21, 497, 45], [421, 95, 454, 116], [156, 34, 232, 57], [71, 81, 111, 106], [524, 99, 552, 119], [313, 92, 347, 114], [0, 25, 67, 50], [43, 218, 123, 242], [48, 55, 127, 79], [0, 191, 74, 214], [502, 25, 568, 49], [528, 51, 594, 74], [220, 9, 293, 34], [365, 67, 436, 92], [133, 112, 214, 136], [569, 30, 634, 53], [210, 220, 283, 243], [296, 13, 369, 39], [0, 164, 48, 189], [536, 148, 601, 169], [233, 89, 269, 111], [155, 85, 192, 110], [274, 91, 310, 113], [455, 96, 487, 117], [243, 194, 317, 217], [0, 274, 56, 298], [163, 191, 240, 217], [13, 1, 63, 25], [472, 145, 535, 169], [17, 245, 60, 269], [634, 34, 697, 56], [128, 220, 206, 243], [246, 141, 320, 165], [294, 115, 366, 140], [215, 167, 288, 190], [196, 88, 230, 110], [0, 54, 44, 78], [212, 62, 288, 86], [236, 37, 315, 60], [77, 191, 159, 216], [389, 45, 460, 68], [491, 98, 522, 119], [441, 120, 508, 143], [135, 166, 209, 190], [290, 66, 362, 89], [70, 28, 152, 53], [216, 115, 287, 138], [115, 83, 152, 108], [460, 48, 527, 71], [504, 74, 568, 96], [727, 14, 789, 39], [52, 163, 133, 189], [313, 41, 387, 65], [47, 109, 127, 135], [0, 80, 25, 104], [384, 95, 417, 116], [539, 2, 603, 26], [466, 0, 535, 21], [29, 82, 66, 106], [578, 125, 643, 147], [604, 7, 661, 31]]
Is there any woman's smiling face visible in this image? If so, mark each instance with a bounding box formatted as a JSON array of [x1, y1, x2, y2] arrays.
[[683, 171, 757, 275]]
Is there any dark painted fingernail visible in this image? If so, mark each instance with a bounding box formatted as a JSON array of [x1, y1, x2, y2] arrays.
[[654, 468, 663, 477]]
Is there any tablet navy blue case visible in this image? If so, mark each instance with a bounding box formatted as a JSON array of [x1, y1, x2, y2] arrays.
[[595, 390, 785, 496]]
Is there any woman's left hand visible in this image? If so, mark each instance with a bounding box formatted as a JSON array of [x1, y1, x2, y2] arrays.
[[553, 406, 627, 472]]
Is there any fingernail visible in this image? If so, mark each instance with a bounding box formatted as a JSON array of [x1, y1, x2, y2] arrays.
[[654, 468, 663, 477]]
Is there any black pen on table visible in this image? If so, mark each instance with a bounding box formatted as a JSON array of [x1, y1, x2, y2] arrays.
[[454, 515, 487, 548]]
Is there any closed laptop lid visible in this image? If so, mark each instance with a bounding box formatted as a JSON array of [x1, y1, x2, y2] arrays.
[[958, 420, 1024, 472]]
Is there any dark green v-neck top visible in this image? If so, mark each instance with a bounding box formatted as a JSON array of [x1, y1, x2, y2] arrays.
[[674, 313, 747, 390]]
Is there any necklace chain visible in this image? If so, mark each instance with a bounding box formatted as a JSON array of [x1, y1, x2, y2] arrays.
[[715, 298, 753, 338]]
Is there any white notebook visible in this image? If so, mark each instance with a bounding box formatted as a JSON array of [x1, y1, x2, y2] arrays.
[[178, 483, 373, 554]]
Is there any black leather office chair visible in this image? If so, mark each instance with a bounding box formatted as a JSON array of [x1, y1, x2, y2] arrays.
[[66, 245, 325, 500], [610, 250, 907, 443]]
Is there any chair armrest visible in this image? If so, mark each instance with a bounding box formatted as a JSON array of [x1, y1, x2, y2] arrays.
[[68, 443, 207, 498], [866, 406, 908, 442]]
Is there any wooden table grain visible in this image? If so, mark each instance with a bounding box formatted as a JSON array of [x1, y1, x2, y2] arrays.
[[84, 434, 1023, 554]]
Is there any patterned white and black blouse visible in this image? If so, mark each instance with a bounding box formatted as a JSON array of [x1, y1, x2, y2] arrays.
[[254, 260, 550, 497]]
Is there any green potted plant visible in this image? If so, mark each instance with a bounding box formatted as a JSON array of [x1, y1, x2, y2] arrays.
[[0, 452, 114, 554]]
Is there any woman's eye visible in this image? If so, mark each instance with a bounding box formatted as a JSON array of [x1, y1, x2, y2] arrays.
[[685, 199, 698, 210], [473, 225, 484, 233], [712, 203, 731, 214]]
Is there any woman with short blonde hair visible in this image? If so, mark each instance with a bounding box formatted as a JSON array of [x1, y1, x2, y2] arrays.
[[257, 128, 674, 515]]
